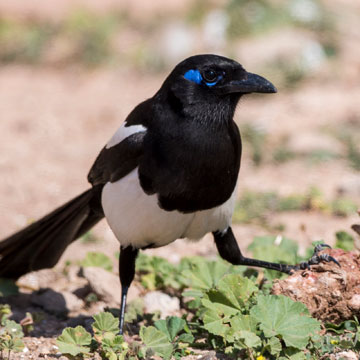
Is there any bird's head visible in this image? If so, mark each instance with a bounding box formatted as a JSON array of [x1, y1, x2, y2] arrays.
[[158, 54, 276, 119]]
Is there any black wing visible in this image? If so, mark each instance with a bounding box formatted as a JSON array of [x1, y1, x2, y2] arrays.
[[88, 131, 145, 186], [87, 99, 152, 186]]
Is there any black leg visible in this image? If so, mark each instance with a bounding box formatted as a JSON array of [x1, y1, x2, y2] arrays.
[[119, 245, 138, 335], [213, 227, 339, 275]]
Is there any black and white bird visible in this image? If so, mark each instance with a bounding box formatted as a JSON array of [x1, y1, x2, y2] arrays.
[[0, 54, 339, 333]]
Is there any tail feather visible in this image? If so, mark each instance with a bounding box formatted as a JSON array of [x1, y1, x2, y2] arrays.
[[0, 188, 104, 279]]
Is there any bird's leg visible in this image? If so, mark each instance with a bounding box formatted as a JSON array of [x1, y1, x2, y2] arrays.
[[119, 245, 138, 335], [213, 227, 339, 275]]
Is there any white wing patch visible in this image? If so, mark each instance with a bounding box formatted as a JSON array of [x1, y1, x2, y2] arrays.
[[106, 123, 146, 149]]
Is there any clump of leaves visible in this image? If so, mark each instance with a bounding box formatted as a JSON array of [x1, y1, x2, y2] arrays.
[[0, 305, 25, 356], [57, 312, 128, 359], [309, 317, 360, 357], [136, 254, 182, 290], [139, 316, 194, 360], [184, 273, 320, 358], [335, 231, 355, 251], [80, 251, 113, 272]]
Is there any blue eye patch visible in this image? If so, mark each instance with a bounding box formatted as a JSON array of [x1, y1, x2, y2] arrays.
[[184, 69, 222, 87]]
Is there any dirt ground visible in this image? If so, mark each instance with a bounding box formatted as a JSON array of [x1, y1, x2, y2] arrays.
[[0, 0, 359, 358]]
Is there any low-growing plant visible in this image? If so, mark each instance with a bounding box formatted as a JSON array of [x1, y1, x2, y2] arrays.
[[57, 312, 128, 359], [233, 187, 358, 226], [58, 232, 360, 359], [80, 251, 114, 272], [0, 305, 25, 357], [139, 316, 194, 359]]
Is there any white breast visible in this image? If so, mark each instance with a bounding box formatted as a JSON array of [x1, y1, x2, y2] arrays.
[[102, 168, 236, 249]]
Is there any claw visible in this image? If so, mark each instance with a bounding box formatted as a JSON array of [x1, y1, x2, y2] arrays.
[[288, 243, 340, 274], [317, 254, 341, 267], [313, 243, 331, 253]]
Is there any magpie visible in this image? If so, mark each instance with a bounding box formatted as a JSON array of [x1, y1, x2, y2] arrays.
[[0, 54, 339, 334]]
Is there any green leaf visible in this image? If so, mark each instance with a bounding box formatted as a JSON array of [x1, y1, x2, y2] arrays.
[[140, 326, 173, 360], [1, 337, 24, 352], [92, 312, 119, 337], [283, 347, 307, 360], [4, 319, 24, 338], [154, 316, 185, 342], [182, 289, 204, 299], [105, 350, 117, 360], [0, 278, 19, 297], [177, 333, 194, 344], [102, 335, 128, 357], [182, 257, 230, 290], [201, 275, 258, 337], [217, 274, 258, 309], [234, 330, 261, 349], [0, 304, 11, 325], [250, 295, 320, 349], [202, 307, 231, 337], [265, 336, 282, 355], [56, 326, 92, 356], [230, 314, 258, 333], [202, 275, 257, 315], [80, 252, 113, 271]]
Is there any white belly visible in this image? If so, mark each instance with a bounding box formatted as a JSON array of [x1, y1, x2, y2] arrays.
[[101, 168, 236, 249]]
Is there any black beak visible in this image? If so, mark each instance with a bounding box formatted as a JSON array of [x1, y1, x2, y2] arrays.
[[226, 72, 277, 94]]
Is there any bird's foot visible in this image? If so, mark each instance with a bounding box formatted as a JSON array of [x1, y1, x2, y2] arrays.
[[287, 244, 340, 274]]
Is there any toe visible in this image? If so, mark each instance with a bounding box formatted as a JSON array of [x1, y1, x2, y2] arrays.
[[314, 243, 331, 253]]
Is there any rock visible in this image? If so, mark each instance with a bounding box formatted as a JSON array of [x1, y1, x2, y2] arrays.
[[272, 248, 360, 323], [83, 266, 121, 305], [31, 289, 84, 315], [143, 291, 180, 319], [335, 351, 358, 360], [82, 266, 142, 305], [198, 351, 217, 360], [17, 269, 62, 291]]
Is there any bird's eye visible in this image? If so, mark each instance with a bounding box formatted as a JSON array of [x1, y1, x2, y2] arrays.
[[202, 69, 218, 83]]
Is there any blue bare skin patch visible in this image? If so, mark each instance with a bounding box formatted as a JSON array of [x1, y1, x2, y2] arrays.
[[184, 69, 222, 87]]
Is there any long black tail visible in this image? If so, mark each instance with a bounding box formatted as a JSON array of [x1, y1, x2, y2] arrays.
[[0, 188, 104, 279]]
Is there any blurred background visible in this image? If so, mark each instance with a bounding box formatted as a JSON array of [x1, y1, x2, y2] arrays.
[[0, 0, 359, 264]]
